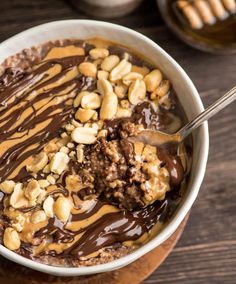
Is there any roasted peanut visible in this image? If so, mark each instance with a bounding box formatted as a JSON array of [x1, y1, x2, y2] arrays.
[[0, 180, 15, 194], [12, 214, 25, 232], [101, 55, 120, 72], [78, 62, 97, 78], [120, 99, 130, 109], [47, 175, 56, 185], [131, 65, 150, 76], [24, 180, 42, 201], [109, 59, 132, 82], [100, 92, 118, 120], [75, 108, 96, 123], [114, 84, 128, 99], [43, 165, 51, 174], [43, 142, 58, 154], [89, 48, 109, 59], [36, 190, 47, 204], [71, 127, 97, 144], [116, 106, 132, 118], [54, 197, 72, 222], [93, 58, 103, 67], [128, 79, 146, 105], [73, 91, 90, 107], [3, 228, 21, 251], [43, 195, 54, 218], [67, 142, 75, 149], [122, 72, 143, 86], [60, 146, 70, 154], [71, 119, 82, 128], [159, 95, 171, 110], [81, 92, 101, 109], [76, 144, 84, 163], [97, 78, 113, 96], [65, 175, 82, 191], [69, 151, 76, 158], [30, 210, 47, 224], [150, 79, 170, 100], [142, 168, 170, 203], [144, 69, 163, 92], [97, 70, 109, 80], [97, 129, 108, 139], [65, 124, 75, 132], [10, 183, 29, 209], [49, 152, 70, 174], [26, 152, 48, 173]]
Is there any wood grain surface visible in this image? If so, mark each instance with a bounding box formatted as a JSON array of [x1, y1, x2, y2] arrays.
[[0, 217, 188, 284], [0, 0, 236, 283]]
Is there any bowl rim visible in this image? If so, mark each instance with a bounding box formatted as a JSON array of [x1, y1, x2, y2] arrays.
[[0, 19, 209, 276]]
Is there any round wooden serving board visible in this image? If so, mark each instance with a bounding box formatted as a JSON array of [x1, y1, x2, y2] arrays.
[[0, 216, 188, 284]]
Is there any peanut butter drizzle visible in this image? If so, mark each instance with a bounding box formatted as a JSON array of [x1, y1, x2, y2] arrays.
[[0, 41, 186, 262], [0, 47, 88, 182], [44, 46, 85, 60]]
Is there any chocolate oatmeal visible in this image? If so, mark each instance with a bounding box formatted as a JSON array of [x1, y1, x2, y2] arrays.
[[0, 38, 191, 267]]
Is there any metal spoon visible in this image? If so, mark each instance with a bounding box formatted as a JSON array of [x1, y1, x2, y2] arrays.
[[130, 86, 236, 147]]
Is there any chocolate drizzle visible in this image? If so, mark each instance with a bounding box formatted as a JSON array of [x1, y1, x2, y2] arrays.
[[0, 40, 190, 264], [0, 55, 91, 182], [32, 197, 169, 259]]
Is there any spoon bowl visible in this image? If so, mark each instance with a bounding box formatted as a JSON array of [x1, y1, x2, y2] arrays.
[[132, 85, 236, 147]]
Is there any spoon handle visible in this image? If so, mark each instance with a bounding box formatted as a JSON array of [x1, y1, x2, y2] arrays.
[[178, 85, 236, 140]]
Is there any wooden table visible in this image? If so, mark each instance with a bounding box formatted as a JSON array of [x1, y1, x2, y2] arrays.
[[1, 0, 236, 283]]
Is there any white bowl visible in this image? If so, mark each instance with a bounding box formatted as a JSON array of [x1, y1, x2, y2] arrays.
[[0, 20, 209, 277]]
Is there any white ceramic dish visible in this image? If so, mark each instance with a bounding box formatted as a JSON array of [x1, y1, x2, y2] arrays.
[[0, 20, 209, 277]]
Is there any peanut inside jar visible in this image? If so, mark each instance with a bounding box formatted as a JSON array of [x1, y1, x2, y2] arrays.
[[0, 38, 191, 267]]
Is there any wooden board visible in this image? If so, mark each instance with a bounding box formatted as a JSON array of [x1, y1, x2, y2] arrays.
[[0, 1, 236, 283], [0, 217, 188, 284]]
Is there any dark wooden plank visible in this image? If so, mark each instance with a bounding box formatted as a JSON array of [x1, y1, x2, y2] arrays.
[[145, 89, 236, 284], [0, 0, 162, 42], [0, 0, 236, 283]]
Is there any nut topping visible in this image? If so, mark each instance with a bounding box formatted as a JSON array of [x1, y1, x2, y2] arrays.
[[3, 228, 21, 251], [10, 183, 29, 209], [116, 106, 132, 118], [78, 62, 97, 78], [66, 175, 82, 191], [109, 59, 132, 82], [43, 196, 54, 218], [24, 180, 42, 202], [0, 180, 15, 194], [49, 152, 70, 175], [97, 78, 113, 96], [100, 92, 118, 120], [122, 72, 143, 86], [71, 127, 98, 144], [26, 152, 48, 173], [128, 79, 146, 105], [81, 92, 101, 109], [89, 48, 109, 59], [30, 210, 47, 224], [54, 196, 72, 222], [144, 69, 163, 92], [150, 79, 170, 100], [101, 55, 120, 72], [75, 108, 96, 123], [73, 91, 90, 108], [97, 70, 109, 80]]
